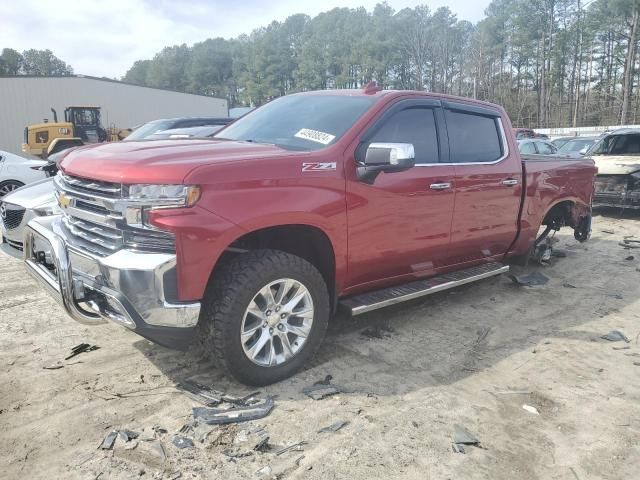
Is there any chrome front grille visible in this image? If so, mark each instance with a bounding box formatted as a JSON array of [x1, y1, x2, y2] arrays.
[[55, 172, 176, 256], [1, 203, 26, 230]]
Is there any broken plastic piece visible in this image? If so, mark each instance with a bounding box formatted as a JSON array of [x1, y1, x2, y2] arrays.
[[43, 364, 64, 370], [253, 436, 270, 452], [562, 282, 577, 289], [117, 429, 139, 442], [302, 384, 343, 400], [522, 404, 540, 415], [178, 380, 223, 406], [100, 431, 118, 450], [601, 330, 630, 342], [453, 424, 480, 445], [509, 271, 550, 287], [313, 375, 333, 386], [318, 420, 349, 433], [275, 441, 307, 456], [172, 436, 194, 449], [65, 343, 99, 360], [193, 396, 274, 425], [452, 443, 465, 454]]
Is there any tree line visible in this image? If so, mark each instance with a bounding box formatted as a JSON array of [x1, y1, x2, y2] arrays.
[[0, 48, 73, 76]]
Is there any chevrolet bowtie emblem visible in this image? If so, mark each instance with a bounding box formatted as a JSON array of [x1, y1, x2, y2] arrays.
[[58, 192, 71, 208]]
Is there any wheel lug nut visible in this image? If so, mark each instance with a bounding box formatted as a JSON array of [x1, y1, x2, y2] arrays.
[[275, 306, 280, 312], [277, 324, 284, 331], [280, 313, 286, 319], [269, 328, 274, 334]]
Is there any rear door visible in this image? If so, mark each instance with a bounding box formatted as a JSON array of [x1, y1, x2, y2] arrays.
[[444, 102, 522, 264], [345, 99, 457, 289]]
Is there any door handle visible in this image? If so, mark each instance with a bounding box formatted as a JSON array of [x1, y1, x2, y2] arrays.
[[430, 182, 452, 190], [502, 178, 519, 186]]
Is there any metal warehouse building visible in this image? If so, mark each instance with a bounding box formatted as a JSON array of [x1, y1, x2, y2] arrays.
[[0, 75, 228, 155]]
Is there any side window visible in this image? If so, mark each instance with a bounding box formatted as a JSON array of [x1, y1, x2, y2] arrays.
[[536, 142, 554, 155], [520, 142, 536, 154], [368, 108, 439, 164], [445, 110, 503, 163]]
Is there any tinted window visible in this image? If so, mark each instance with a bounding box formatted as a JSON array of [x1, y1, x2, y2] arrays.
[[446, 110, 502, 163], [216, 95, 376, 151], [519, 142, 536, 154], [536, 142, 555, 155], [368, 108, 439, 164], [124, 119, 175, 141], [591, 134, 640, 155], [557, 138, 594, 154]]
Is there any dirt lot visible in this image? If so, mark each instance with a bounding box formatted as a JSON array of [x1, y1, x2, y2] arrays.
[[2, 211, 640, 480]]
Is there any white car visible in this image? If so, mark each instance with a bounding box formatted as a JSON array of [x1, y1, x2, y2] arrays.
[[0, 150, 48, 197], [0, 178, 60, 257]]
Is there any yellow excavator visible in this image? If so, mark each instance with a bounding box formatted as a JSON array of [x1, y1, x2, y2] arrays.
[[22, 106, 131, 159]]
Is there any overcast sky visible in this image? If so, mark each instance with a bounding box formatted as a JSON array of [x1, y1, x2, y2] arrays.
[[1, 0, 491, 79]]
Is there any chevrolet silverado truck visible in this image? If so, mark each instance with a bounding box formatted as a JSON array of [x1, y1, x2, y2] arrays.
[[23, 86, 596, 385]]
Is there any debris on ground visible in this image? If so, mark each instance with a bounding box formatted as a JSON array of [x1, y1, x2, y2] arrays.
[[275, 442, 307, 455], [177, 380, 223, 406], [313, 375, 333, 386], [252, 436, 270, 452], [361, 323, 395, 339], [613, 346, 631, 350], [509, 271, 550, 287], [522, 404, 540, 415], [172, 436, 194, 449], [192, 396, 274, 425], [148, 441, 166, 461], [43, 364, 64, 370], [619, 239, 640, 249], [634, 362, 640, 367], [117, 430, 139, 442], [563, 282, 577, 289], [452, 424, 481, 454], [602, 229, 615, 234], [626, 256, 635, 261], [552, 249, 567, 258], [302, 383, 343, 400], [318, 420, 349, 433], [601, 330, 631, 342], [153, 425, 168, 435], [256, 466, 272, 477], [65, 343, 100, 360], [99, 431, 118, 450]]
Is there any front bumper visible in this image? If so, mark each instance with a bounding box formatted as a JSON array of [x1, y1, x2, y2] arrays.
[[593, 174, 640, 209], [23, 215, 200, 349]]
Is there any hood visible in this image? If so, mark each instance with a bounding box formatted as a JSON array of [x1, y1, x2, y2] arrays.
[[2, 178, 55, 209], [592, 155, 640, 175], [60, 139, 299, 184]]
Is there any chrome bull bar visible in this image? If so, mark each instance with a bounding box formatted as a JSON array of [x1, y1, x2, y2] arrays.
[[23, 215, 201, 331], [24, 215, 107, 325]]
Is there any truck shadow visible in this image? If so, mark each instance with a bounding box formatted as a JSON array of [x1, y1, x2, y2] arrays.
[[133, 229, 640, 399]]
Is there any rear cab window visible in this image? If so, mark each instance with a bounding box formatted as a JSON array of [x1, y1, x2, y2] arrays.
[[444, 107, 504, 163]]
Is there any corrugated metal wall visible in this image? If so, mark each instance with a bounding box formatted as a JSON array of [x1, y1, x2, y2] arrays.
[[0, 76, 228, 155]]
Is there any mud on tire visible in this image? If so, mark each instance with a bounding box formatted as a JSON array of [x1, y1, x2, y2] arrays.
[[198, 249, 330, 386]]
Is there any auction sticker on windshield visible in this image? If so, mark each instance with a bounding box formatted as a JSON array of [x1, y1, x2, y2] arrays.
[[294, 128, 336, 145]]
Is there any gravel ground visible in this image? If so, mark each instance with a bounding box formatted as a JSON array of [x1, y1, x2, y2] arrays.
[[1, 210, 640, 479]]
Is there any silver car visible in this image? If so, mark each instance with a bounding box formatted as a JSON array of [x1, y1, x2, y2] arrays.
[[0, 178, 60, 257]]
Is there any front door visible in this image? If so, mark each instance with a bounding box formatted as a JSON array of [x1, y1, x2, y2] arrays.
[[345, 100, 456, 290]]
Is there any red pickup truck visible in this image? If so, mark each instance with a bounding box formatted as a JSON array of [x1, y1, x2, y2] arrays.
[[24, 87, 596, 385]]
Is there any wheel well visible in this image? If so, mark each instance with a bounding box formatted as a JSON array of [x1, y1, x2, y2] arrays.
[[542, 200, 575, 229], [215, 225, 336, 306]]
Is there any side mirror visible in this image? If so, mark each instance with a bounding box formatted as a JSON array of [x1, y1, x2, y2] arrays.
[[357, 142, 415, 184], [579, 147, 588, 155]]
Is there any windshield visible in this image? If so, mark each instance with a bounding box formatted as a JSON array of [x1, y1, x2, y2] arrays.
[[124, 119, 175, 141], [590, 133, 640, 155], [557, 138, 595, 154], [215, 94, 376, 150]]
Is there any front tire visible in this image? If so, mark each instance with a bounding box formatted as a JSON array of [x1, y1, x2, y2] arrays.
[[199, 249, 330, 386]]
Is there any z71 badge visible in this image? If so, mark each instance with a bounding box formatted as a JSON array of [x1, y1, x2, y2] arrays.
[[302, 162, 337, 172]]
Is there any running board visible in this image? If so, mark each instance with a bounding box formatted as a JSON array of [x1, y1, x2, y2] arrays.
[[340, 262, 509, 316]]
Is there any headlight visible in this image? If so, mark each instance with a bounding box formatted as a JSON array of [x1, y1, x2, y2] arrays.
[[125, 184, 201, 207]]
